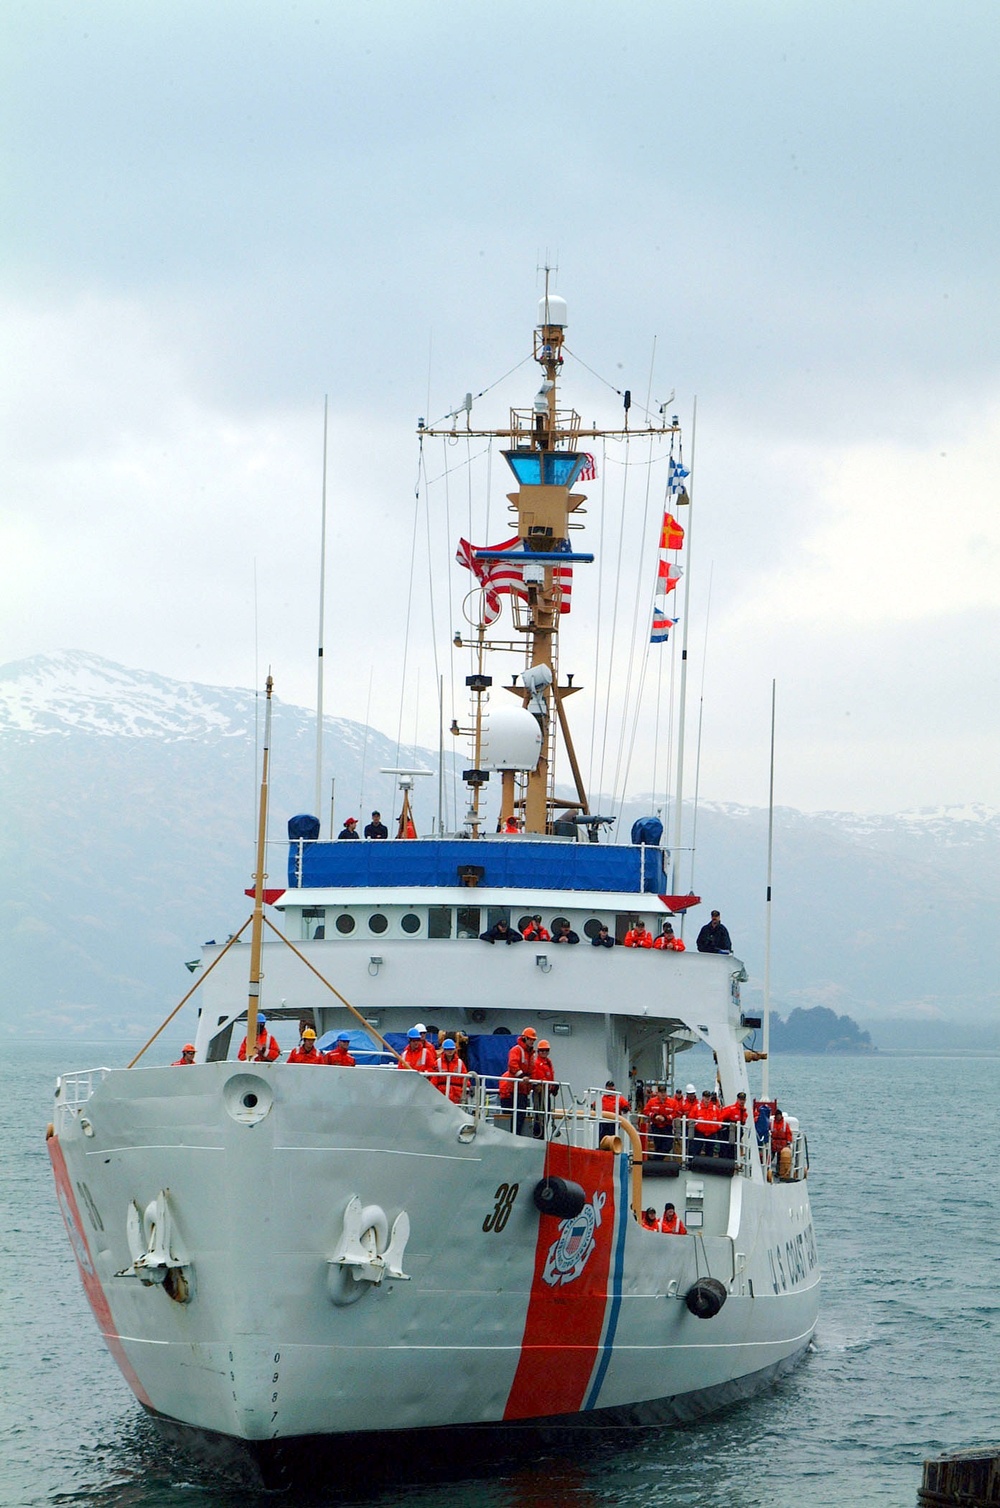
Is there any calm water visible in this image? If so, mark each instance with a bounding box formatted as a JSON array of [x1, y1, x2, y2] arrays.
[[2, 1044, 998, 1508]]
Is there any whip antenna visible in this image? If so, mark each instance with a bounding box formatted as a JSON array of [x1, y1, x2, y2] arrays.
[[315, 395, 329, 818]]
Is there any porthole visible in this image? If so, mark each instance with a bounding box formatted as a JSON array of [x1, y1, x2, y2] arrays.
[[517, 915, 534, 934], [551, 917, 570, 935], [401, 913, 421, 934], [335, 914, 356, 935], [583, 918, 606, 940], [369, 913, 388, 934]]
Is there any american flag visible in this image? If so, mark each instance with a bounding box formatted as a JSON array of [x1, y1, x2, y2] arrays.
[[579, 453, 597, 481], [456, 536, 573, 616]]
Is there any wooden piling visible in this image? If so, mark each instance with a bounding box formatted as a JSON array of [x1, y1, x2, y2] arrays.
[[918, 1448, 1000, 1505]]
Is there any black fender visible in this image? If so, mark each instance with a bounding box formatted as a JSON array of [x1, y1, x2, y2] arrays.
[[532, 1176, 586, 1218], [684, 1277, 728, 1318]]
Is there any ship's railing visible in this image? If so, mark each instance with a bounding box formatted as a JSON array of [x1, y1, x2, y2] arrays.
[[781, 1130, 809, 1182], [459, 1074, 604, 1149], [637, 1109, 759, 1179], [441, 1077, 764, 1173], [53, 1068, 111, 1127]]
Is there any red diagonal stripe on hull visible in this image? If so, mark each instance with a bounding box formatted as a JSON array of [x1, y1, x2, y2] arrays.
[[49, 1135, 153, 1408], [503, 1143, 617, 1420]]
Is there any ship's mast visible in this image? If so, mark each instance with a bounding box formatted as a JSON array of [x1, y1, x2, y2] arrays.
[[423, 282, 676, 834], [246, 674, 273, 1052]]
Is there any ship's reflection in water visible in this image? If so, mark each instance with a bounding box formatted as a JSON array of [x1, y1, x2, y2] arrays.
[[47, 1401, 790, 1508]]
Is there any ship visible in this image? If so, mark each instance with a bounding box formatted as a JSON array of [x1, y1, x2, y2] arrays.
[[48, 286, 820, 1478]]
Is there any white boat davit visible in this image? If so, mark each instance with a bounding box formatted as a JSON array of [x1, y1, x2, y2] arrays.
[[49, 286, 820, 1478]]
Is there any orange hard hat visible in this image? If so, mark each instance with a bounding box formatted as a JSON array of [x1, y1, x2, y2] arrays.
[[520, 1027, 537, 1040], [182, 1044, 195, 1054], [537, 1040, 551, 1050]]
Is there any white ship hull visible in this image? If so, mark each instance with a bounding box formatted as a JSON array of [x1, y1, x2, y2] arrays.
[[51, 1054, 819, 1449]]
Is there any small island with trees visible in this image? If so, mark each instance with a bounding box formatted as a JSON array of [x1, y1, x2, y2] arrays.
[[767, 1006, 875, 1054]]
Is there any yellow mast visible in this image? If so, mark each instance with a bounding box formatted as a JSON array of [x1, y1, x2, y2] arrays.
[[424, 283, 677, 834], [245, 674, 273, 1056]]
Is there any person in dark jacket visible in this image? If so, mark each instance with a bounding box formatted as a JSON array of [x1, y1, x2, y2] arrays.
[[591, 924, 615, 948], [696, 910, 732, 953], [480, 918, 523, 944], [552, 920, 579, 944], [337, 817, 360, 840], [363, 811, 388, 839]]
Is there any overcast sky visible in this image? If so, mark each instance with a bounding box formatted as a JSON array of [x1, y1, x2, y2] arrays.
[[3, 0, 999, 815]]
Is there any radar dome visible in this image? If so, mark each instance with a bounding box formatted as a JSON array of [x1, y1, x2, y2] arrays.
[[480, 707, 543, 771], [537, 293, 568, 329]]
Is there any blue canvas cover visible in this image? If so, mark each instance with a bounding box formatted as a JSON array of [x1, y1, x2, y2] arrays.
[[288, 813, 321, 841], [286, 837, 667, 894], [316, 1027, 390, 1063], [382, 1033, 513, 1079], [630, 816, 663, 847], [466, 1033, 516, 1079]]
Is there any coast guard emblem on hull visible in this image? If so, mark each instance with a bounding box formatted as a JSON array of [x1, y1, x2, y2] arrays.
[[542, 1191, 606, 1287]]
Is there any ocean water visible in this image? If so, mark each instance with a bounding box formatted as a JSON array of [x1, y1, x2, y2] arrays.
[[2, 1044, 998, 1508]]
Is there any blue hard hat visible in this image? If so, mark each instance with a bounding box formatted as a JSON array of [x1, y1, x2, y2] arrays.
[[407, 1026, 421, 1039], [337, 1032, 350, 1042], [442, 1039, 456, 1050], [258, 1014, 267, 1027]]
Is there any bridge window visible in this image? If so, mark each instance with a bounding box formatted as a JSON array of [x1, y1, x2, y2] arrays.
[[456, 906, 481, 939], [303, 907, 325, 941], [428, 906, 452, 938]]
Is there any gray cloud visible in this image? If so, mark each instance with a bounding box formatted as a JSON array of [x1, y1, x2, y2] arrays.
[[3, 1, 998, 811]]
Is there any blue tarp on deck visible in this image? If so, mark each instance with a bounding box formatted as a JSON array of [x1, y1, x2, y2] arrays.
[[286, 837, 666, 895]]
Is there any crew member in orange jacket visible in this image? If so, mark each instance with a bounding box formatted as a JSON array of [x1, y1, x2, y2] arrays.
[[238, 1015, 281, 1062], [623, 921, 653, 948], [640, 1207, 660, 1231], [324, 1032, 356, 1066], [499, 1028, 537, 1134], [599, 1081, 630, 1144], [643, 1084, 675, 1160], [693, 1089, 724, 1156], [660, 1203, 687, 1235], [722, 1091, 749, 1124], [652, 922, 685, 951], [717, 1090, 748, 1159], [528, 1038, 557, 1132], [521, 915, 550, 941], [770, 1107, 793, 1176], [172, 1043, 196, 1065], [287, 1027, 325, 1064], [397, 1027, 434, 1071], [431, 1038, 467, 1102], [412, 1023, 440, 1069], [532, 1040, 556, 1089]]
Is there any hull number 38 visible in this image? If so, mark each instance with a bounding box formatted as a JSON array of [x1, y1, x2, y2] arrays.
[[483, 1182, 520, 1233]]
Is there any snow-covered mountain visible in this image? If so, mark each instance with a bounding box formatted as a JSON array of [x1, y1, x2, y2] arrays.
[[2, 652, 998, 1046]]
